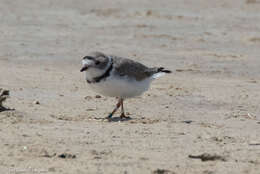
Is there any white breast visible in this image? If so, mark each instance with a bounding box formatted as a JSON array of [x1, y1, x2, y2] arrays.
[[87, 70, 152, 98]]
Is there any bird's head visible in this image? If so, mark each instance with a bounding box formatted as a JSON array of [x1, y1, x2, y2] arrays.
[[80, 52, 110, 78]]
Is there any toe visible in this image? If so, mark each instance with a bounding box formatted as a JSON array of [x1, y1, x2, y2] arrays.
[[106, 113, 113, 119], [120, 113, 130, 119]]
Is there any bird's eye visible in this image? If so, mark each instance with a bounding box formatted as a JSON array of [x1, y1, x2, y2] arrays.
[[95, 61, 100, 65]]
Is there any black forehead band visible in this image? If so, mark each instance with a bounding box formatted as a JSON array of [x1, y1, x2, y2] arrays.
[[83, 56, 94, 60]]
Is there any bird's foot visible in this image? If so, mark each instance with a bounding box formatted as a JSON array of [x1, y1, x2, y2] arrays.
[[106, 113, 113, 119], [120, 113, 131, 120]]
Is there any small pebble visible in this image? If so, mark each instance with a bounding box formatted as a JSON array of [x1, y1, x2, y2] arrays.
[[182, 120, 193, 124], [95, 95, 102, 98], [84, 96, 92, 100], [58, 153, 76, 159], [33, 101, 40, 105]]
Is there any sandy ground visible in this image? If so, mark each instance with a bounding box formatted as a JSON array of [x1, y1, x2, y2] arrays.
[[0, 0, 260, 173]]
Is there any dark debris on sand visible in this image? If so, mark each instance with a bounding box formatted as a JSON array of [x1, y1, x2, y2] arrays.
[[188, 153, 226, 162], [152, 169, 176, 174], [58, 153, 76, 159], [0, 88, 10, 112]]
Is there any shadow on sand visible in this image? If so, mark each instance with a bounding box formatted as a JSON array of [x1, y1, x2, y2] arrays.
[[91, 116, 132, 122]]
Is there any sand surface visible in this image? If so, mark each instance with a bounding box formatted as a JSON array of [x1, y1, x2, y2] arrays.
[[0, 0, 260, 173]]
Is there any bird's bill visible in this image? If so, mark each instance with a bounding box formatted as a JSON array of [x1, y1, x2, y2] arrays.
[[80, 65, 89, 72], [80, 58, 94, 72]]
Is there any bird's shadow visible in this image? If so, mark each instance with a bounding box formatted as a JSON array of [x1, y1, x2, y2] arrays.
[[92, 116, 132, 122], [107, 116, 132, 122]]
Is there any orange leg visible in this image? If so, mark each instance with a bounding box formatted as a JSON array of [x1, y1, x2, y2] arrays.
[[120, 99, 130, 119], [107, 98, 122, 118]]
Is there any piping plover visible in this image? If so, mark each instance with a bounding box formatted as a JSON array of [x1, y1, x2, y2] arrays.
[[80, 52, 171, 119]]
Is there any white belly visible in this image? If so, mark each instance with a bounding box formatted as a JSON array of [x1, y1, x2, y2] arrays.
[[88, 75, 152, 98]]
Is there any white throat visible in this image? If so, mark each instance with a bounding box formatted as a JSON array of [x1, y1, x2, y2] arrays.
[[84, 56, 112, 81]]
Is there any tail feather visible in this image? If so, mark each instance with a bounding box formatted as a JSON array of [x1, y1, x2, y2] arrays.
[[151, 67, 171, 79], [158, 67, 172, 73]]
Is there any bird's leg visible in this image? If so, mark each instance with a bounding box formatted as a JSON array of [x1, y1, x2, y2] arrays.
[[120, 99, 125, 117], [107, 98, 122, 118], [120, 99, 130, 119]]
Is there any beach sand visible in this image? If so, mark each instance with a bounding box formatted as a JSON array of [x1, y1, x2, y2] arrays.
[[0, 0, 260, 173]]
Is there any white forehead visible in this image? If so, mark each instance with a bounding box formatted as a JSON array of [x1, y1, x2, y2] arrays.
[[82, 59, 94, 65]]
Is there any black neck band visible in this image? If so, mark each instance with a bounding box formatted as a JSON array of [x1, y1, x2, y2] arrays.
[[87, 62, 113, 84]]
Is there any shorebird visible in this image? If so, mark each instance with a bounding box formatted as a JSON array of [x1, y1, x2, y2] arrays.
[[80, 52, 171, 119]]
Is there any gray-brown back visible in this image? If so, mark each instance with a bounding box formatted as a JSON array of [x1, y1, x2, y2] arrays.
[[110, 55, 158, 81]]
